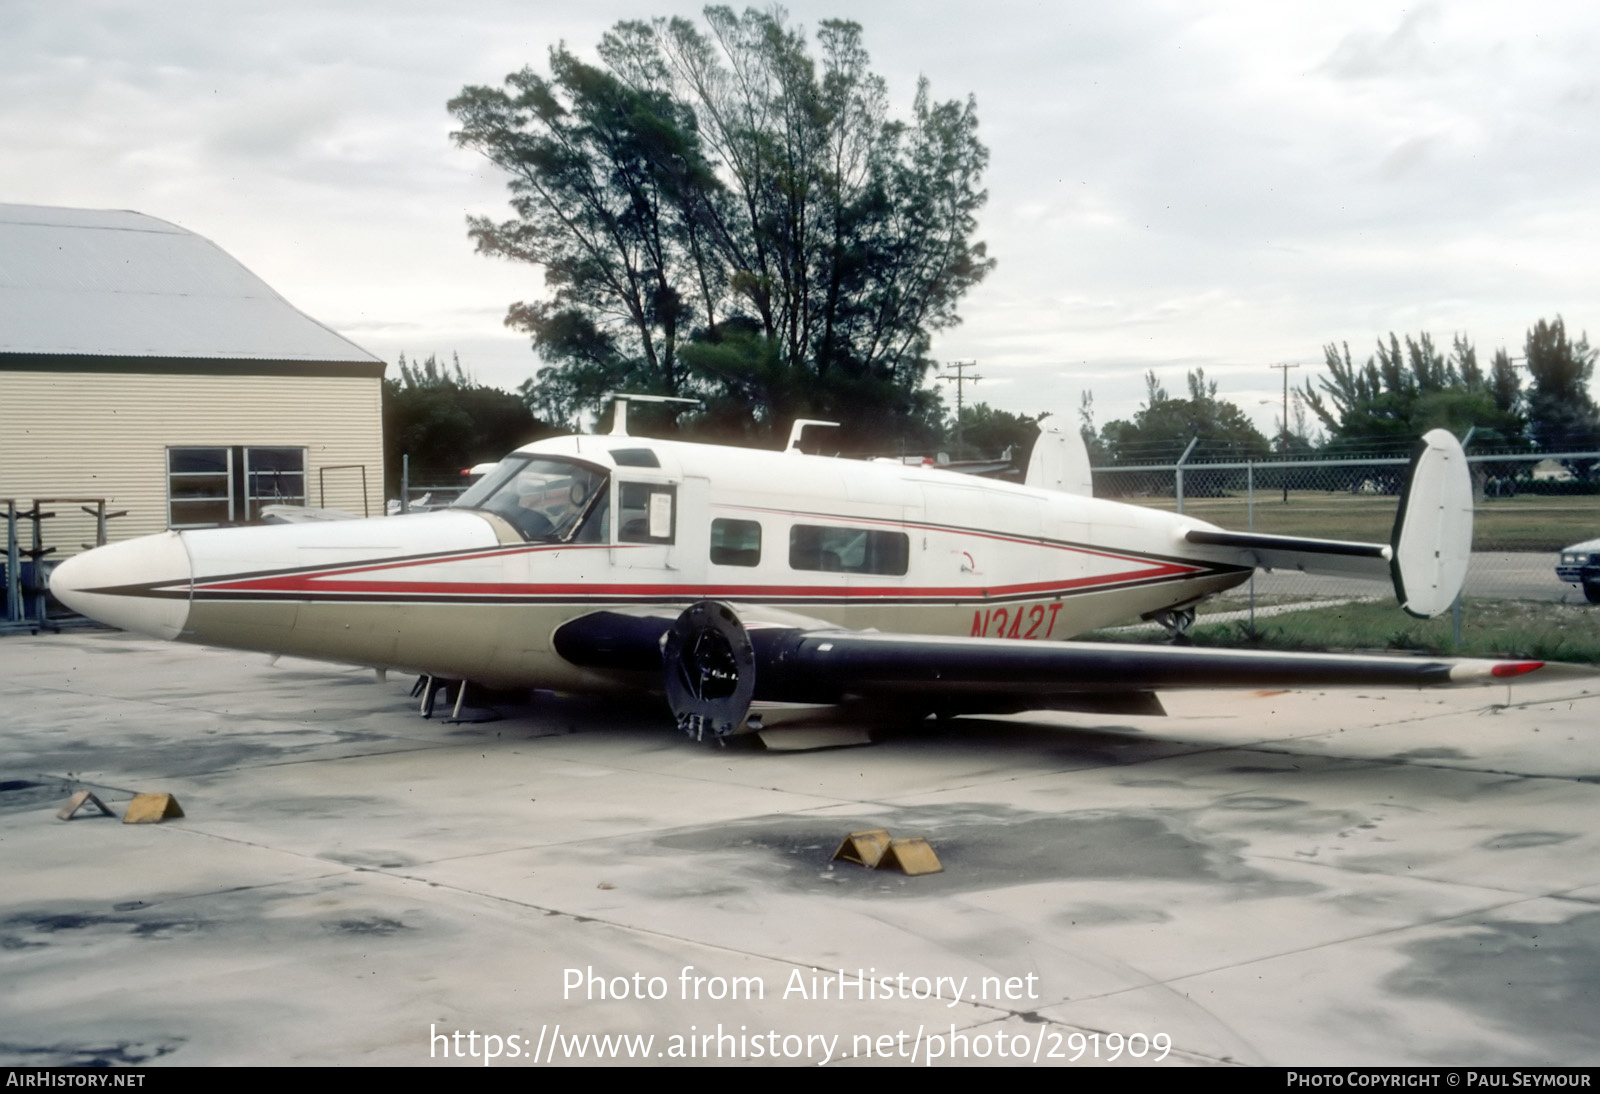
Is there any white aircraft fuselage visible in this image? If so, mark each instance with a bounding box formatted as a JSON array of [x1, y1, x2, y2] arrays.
[[53, 434, 1257, 690], [55, 425, 1522, 741]]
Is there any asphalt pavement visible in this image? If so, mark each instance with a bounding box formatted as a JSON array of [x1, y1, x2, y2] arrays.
[[1221, 551, 1588, 605]]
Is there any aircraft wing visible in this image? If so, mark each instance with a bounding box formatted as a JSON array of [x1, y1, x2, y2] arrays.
[[555, 600, 1548, 741]]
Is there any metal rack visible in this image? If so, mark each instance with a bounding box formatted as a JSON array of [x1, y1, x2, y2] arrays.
[[1, 499, 124, 634]]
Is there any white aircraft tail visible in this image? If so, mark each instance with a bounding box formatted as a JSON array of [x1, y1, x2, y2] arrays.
[[1025, 424, 1094, 496], [1180, 428, 1473, 618], [1389, 428, 1474, 618]]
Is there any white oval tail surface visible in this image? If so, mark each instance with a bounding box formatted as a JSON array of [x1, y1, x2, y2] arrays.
[[1391, 428, 1474, 618]]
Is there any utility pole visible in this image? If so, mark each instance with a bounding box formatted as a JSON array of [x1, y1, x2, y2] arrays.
[[1269, 363, 1300, 502], [937, 360, 983, 459]]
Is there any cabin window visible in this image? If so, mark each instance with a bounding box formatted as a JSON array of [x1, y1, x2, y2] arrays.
[[453, 456, 608, 543], [789, 525, 909, 575], [619, 483, 676, 543], [167, 446, 306, 527], [710, 519, 761, 567]]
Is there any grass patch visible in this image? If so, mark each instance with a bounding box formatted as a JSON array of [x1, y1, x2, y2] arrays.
[[1195, 593, 1316, 616], [1119, 491, 1600, 552], [1473, 499, 1600, 552], [1087, 598, 1600, 663]]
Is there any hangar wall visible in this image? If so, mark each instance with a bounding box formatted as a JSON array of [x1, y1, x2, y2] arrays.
[[0, 370, 384, 544], [1, 203, 388, 554]]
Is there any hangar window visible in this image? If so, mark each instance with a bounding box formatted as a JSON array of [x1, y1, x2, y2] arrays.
[[167, 446, 306, 527], [710, 519, 761, 566], [245, 448, 307, 516], [789, 525, 909, 575]]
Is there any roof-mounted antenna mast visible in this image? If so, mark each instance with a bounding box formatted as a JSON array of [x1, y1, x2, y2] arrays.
[[785, 419, 840, 454], [602, 392, 703, 437]]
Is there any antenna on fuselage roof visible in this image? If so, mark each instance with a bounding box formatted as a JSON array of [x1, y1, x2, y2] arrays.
[[601, 393, 703, 437], [785, 419, 840, 454]]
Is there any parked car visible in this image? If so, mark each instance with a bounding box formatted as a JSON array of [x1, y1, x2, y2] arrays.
[[1557, 536, 1600, 604]]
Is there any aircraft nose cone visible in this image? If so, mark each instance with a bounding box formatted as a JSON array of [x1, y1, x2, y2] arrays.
[[49, 532, 192, 640]]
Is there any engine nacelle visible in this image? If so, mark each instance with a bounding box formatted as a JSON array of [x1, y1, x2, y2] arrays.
[[661, 600, 759, 740]]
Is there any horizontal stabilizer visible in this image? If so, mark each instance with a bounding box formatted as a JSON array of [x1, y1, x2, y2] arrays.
[[1183, 429, 1474, 616], [1184, 529, 1392, 580]]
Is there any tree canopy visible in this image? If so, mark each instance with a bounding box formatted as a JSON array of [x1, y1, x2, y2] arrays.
[[383, 353, 552, 492], [1524, 317, 1600, 453], [1300, 333, 1522, 456], [1301, 319, 1598, 460], [450, 7, 993, 448], [1099, 369, 1271, 464], [947, 403, 1048, 462]]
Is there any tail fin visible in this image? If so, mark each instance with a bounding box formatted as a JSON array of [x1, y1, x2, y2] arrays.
[[1391, 428, 1474, 618], [1025, 424, 1094, 496]]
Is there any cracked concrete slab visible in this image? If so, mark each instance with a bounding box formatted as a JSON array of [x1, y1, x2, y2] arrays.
[[2, 630, 1597, 1066]]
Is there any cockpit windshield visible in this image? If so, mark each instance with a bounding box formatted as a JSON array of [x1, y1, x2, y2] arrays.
[[452, 456, 609, 543]]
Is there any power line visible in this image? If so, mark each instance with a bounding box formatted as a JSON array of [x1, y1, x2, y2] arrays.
[[937, 360, 984, 458]]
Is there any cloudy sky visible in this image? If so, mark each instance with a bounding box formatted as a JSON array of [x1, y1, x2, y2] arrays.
[[7, 1, 1598, 433]]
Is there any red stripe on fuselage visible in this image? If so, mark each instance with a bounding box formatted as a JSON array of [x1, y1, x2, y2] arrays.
[[192, 563, 1207, 602]]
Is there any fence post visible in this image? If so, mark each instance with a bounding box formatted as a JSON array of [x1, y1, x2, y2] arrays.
[[1175, 436, 1198, 514], [4, 500, 18, 626], [401, 454, 410, 515], [1247, 461, 1255, 636], [1453, 427, 1476, 645]]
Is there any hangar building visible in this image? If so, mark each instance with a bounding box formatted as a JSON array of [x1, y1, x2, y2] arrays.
[[0, 203, 385, 546]]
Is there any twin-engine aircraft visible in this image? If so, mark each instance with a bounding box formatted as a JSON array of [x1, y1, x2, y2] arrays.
[[50, 397, 1541, 745]]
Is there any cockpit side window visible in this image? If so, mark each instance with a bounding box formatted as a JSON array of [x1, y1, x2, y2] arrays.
[[453, 456, 609, 543], [572, 489, 610, 543], [618, 483, 676, 543]]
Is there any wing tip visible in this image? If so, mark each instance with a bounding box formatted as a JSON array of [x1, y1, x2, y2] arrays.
[[1449, 660, 1547, 683]]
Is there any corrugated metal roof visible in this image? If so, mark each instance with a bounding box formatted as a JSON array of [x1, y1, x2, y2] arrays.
[[0, 204, 383, 364]]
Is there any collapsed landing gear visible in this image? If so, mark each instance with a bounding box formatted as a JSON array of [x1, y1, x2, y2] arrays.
[[410, 675, 501, 723], [1145, 606, 1196, 646]]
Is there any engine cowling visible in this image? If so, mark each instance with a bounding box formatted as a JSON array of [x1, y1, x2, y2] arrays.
[[661, 600, 758, 741]]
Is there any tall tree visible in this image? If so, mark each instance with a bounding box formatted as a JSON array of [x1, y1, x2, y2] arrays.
[[449, 8, 993, 447], [1523, 317, 1600, 459], [1077, 390, 1109, 464]]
